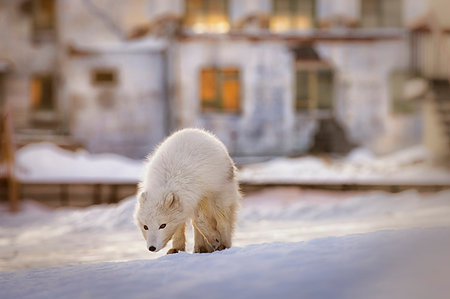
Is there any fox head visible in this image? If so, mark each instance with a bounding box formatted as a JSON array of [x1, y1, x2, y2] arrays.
[[134, 191, 184, 252]]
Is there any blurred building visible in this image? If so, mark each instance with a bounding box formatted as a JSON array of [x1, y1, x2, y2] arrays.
[[0, 0, 449, 160]]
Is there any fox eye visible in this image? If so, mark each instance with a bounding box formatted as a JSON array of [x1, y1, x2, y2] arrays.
[[159, 224, 166, 229], [143, 225, 148, 230]]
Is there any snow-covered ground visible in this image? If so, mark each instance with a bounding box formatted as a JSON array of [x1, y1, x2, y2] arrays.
[[239, 146, 450, 185], [1, 188, 450, 298], [2, 143, 449, 298], [1, 188, 449, 271], [1, 227, 449, 299]]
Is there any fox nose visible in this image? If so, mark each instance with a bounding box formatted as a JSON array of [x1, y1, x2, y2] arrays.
[[149, 246, 156, 252]]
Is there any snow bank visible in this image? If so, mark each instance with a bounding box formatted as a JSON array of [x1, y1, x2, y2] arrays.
[[1, 228, 449, 299], [14, 142, 450, 185], [1, 189, 450, 271], [239, 145, 450, 185], [16, 142, 144, 183]]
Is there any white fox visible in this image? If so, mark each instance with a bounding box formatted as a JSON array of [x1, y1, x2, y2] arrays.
[[134, 128, 241, 254]]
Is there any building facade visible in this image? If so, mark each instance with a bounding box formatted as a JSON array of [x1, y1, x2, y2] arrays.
[[1, 0, 448, 159]]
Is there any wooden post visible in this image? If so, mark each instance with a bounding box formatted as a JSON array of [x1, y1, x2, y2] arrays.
[[108, 184, 118, 204], [93, 184, 101, 205], [1, 107, 19, 212], [60, 184, 69, 206]]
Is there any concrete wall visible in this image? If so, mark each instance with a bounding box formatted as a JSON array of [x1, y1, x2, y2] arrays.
[[62, 51, 167, 158], [0, 0, 58, 129], [319, 39, 423, 154], [176, 40, 307, 156]]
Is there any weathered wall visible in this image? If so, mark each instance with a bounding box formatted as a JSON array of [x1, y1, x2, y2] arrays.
[[176, 37, 422, 156], [176, 39, 311, 156], [319, 39, 423, 154], [0, 0, 58, 129], [62, 51, 166, 158], [57, 0, 167, 157]]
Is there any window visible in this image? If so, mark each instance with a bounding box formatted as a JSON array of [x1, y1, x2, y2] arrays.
[[185, 0, 229, 33], [30, 74, 55, 112], [390, 71, 417, 114], [200, 67, 241, 113], [271, 0, 315, 32], [361, 0, 402, 28], [296, 68, 334, 112], [91, 69, 118, 86], [32, 0, 56, 42]]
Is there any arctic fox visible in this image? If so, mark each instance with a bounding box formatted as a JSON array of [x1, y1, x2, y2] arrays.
[[134, 128, 241, 254]]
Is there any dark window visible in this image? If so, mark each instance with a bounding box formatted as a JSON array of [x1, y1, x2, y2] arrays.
[[91, 69, 118, 86], [271, 0, 316, 32], [390, 71, 417, 114], [200, 67, 241, 113], [185, 0, 229, 33], [361, 0, 402, 28], [30, 74, 55, 111], [32, 0, 56, 42], [295, 68, 333, 112]]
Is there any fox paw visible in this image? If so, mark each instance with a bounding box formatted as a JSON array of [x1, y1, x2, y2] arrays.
[[167, 248, 182, 254], [216, 244, 227, 251]]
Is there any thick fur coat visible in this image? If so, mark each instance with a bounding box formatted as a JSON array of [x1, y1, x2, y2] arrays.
[[134, 128, 241, 254]]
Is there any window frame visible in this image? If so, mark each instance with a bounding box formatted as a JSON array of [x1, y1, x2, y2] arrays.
[[360, 0, 403, 28], [91, 68, 119, 87], [199, 66, 242, 114], [32, 0, 56, 43], [29, 73, 60, 126], [270, 0, 316, 32], [294, 61, 334, 115], [184, 0, 230, 33]]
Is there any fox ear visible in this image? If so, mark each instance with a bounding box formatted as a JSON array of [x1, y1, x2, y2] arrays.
[[138, 191, 147, 203], [164, 192, 181, 210]]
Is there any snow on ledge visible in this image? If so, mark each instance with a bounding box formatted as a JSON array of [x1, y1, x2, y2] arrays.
[[15, 142, 144, 183], [239, 146, 450, 185]]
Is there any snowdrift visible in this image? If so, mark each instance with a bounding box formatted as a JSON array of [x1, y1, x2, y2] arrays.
[[1, 228, 449, 299], [14, 142, 450, 185], [1, 189, 450, 271], [239, 146, 450, 185], [16, 142, 143, 183]]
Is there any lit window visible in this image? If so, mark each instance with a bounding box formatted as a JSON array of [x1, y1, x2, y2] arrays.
[[200, 67, 241, 113], [185, 0, 230, 33], [361, 0, 402, 28], [296, 68, 333, 112], [30, 74, 55, 112], [32, 0, 56, 42], [271, 0, 315, 32]]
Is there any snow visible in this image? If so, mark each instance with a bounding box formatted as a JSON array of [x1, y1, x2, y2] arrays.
[[13, 142, 450, 185], [239, 145, 450, 185], [1, 228, 449, 299], [1, 188, 450, 270], [3, 143, 449, 297], [15, 142, 144, 183], [1, 188, 450, 298]]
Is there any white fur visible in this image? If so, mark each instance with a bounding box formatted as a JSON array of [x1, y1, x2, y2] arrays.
[[134, 128, 241, 253]]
